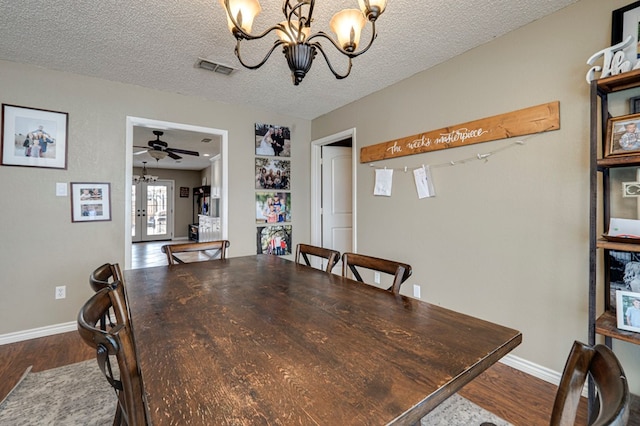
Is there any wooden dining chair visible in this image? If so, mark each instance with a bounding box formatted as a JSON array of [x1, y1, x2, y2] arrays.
[[550, 340, 629, 426], [163, 240, 230, 265], [341, 252, 412, 295], [77, 282, 146, 426], [295, 243, 340, 273], [89, 263, 125, 330]]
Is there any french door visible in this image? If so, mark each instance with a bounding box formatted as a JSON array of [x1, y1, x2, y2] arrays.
[[132, 180, 173, 242]]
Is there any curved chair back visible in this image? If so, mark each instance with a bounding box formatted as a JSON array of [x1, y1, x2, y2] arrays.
[[341, 252, 412, 295], [295, 244, 340, 273], [90, 263, 122, 292], [78, 283, 145, 426], [163, 240, 230, 265], [550, 340, 629, 426]]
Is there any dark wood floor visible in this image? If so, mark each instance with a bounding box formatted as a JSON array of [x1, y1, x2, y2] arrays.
[[0, 242, 593, 425]]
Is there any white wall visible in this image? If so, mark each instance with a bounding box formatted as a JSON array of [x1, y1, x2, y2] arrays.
[[312, 0, 640, 393], [0, 60, 310, 335]]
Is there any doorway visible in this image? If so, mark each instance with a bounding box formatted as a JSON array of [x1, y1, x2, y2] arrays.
[[131, 180, 173, 242], [311, 128, 357, 266], [125, 117, 228, 269]]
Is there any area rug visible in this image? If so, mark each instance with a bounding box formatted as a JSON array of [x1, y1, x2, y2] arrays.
[[0, 360, 511, 425]]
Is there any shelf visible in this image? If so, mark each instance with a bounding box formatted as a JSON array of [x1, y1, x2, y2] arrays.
[[597, 239, 640, 252], [597, 68, 640, 93], [596, 311, 640, 345], [597, 156, 640, 168]]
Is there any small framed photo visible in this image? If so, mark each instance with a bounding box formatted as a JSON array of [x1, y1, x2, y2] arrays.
[[616, 290, 640, 333], [1, 104, 68, 169], [630, 96, 640, 114], [71, 183, 111, 222], [605, 113, 640, 158], [255, 122, 291, 157], [255, 158, 290, 190], [256, 192, 291, 224], [179, 187, 189, 198], [256, 225, 292, 256], [612, 1, 640, 62]]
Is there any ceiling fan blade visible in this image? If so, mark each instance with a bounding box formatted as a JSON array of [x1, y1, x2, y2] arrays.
[[168, 151, 182, 160], [167, 147, 200, 156], [133, 150, 148, 155]]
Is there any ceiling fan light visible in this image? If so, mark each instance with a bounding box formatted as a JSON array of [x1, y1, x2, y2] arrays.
[[221, 0, 261, 34], [357, 0, 387, 20], [148, 150, 168, 161], [330, 9, 366, 52], [276, 20, 310, 44]]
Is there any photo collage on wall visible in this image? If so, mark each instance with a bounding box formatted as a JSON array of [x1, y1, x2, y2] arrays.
[[255, 123, 292, 256]]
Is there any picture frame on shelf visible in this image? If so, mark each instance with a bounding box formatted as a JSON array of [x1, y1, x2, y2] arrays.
[[605, 113, 640, 158], [1, 104, 68, 169], [616, 289, 640, 332], [605, 249, 640, 311], [612, 1, 640, 63], [70, 182, 112, 222], [630, 96, 640, 114]]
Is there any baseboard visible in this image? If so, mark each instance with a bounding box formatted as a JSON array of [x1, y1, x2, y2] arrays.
[[500, 353, 588, 397], [0, 321, 77, 345]]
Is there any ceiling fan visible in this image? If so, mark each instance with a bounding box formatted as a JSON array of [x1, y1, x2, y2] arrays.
[[134, 130, 200, 161]]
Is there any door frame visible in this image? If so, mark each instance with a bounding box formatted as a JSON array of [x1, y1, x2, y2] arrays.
[[132, 179, 174, 242], [310, 128, 357, 252], [124, 116, 229, 269]]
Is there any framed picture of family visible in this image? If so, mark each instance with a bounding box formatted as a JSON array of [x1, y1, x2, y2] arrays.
[[606, 113, 640, 158], [616, 290, 640, 333], [256, 192, 291, 224], [255, 122, 291, 157], [1, 104, 68, 169], [256, 225, 292, 256], [71, 182, 112, 222], [255, 158, 291, 190]]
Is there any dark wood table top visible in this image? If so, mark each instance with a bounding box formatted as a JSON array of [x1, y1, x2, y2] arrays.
[[124, 255, 521, 425]]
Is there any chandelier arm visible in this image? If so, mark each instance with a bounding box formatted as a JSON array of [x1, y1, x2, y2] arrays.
[[235, 39, 286, 70], [222, 0, 288, 41], [313, 43, 353, 80], [307, 21, 378, 59]]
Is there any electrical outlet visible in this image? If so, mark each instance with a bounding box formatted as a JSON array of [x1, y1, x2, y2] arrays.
[[55, 286, 66, 299], [413, 285, 421, 299], [374, 272, 381, 284]]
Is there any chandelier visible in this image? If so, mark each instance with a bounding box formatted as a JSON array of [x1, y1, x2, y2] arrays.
[[133, 161, 158, 184], [219, 0, 387, 85]]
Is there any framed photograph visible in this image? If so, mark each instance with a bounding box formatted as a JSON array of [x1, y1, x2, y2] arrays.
[[71, 182, 111, 222], [605, 113, 640, 157], [612, 2, 640, 63], [1, 104, 68, 169], [616, 290, 640, 332], [256, 225, 292, 256], [180, 187, 189, 198], [605, 249, 640, 311], [255, 122, 291, 157], [630, 96, 640, 114], [256, 192, 291, 224], [255, 158, 290, 190]]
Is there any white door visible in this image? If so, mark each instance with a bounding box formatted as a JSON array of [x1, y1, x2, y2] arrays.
[[322, 146, 352, 270], [132, 180, 173, 242]]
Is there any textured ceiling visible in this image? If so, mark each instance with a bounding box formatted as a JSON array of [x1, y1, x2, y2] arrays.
[[0, 0, 578, 122]]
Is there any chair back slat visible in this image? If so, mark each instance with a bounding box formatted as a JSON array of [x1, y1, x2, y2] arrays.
[[77, 283, 146, 426], [341, 252, 412, 295], [550, 340, 629, 426], [295, 244, 340, 273], [163, 240, 230, 265]]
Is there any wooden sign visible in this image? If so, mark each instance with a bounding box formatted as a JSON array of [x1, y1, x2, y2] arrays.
[[359, 101, 560, 163]]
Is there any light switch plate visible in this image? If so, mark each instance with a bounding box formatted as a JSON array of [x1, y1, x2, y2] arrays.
[[56, 182, 67, 196]]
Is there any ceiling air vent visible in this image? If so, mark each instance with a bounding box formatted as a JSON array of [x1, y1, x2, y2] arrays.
[[196, 58, 235, 75]]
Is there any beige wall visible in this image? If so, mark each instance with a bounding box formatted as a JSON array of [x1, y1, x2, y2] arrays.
[[0, 60, 311, 335], [312, 0, 640, 392]]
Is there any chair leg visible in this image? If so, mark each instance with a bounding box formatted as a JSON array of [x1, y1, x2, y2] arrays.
[[113, 401, 123, 425]]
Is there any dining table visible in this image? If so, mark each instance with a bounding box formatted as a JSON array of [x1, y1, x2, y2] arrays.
[[124, 254, 522, 425]]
